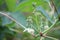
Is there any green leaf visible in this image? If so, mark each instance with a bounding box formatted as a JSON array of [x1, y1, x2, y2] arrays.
[[54, 0, 60, 15], [0, 0, 3, 5], [1, 16, 12, 26], [10, 12, 27, 28], [36, 6, 54, 24], [5, 0, 16, 12], [15, 0, 49, 12]]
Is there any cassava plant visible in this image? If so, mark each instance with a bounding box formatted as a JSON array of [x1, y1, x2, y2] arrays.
[[0, 0, 60, 40]]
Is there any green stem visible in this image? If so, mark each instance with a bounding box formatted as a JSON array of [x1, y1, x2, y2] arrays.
[[42, 19, 58, 34], [0, 12, 26, 29], [45, 36, 59, 40], [33, 10, 40, 32], [9, 28, 21, 33]]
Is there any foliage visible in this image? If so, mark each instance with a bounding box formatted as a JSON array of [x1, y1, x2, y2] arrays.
[[0, 0, 60, 40]]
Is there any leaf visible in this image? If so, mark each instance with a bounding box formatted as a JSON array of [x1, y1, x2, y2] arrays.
[[1, 16, 12, 26], [54, 0, 60, 15], [0, 33, 5, 40], [5, 0, 16, 12], [47, 28, 60, 39], [0, 0, 3, 5], [10, 12, 27, 28], [15, 0, 49, 12], [36, 6, 54, 24]]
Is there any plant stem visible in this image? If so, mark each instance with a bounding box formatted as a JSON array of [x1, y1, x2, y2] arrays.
[[0, 12, 26, 29], [9, 28, 21, 33], [40, 37, 44, 40], [42, 19, 58, 34], [44, 36, 59, 40]]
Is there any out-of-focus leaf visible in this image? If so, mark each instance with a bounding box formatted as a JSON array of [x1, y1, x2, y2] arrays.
[[15, 0, 49, 12], [6, 21, 16, 28], [1, 16, 12, 26], [10, 12, 27, 27], [47, 28, 60, 39], [54, 0, 60, 12], [5, 0, 16, 12], [36, 6, 54, 24], [0, 0, 8, 11], [0, 33, 5, 40], [0, 17, 2, 26], [0, 12, 27, 28], [0, 0, 3, 5], [53, 0, 60, 16], [46, 21, 60, 39]]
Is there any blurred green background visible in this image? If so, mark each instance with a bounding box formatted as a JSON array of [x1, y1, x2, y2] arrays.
[[0, 0, 60, 40]]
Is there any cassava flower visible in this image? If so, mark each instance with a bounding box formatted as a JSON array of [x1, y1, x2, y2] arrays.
[[23, 28, 35, 35], [44, 25, 49, 30]]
